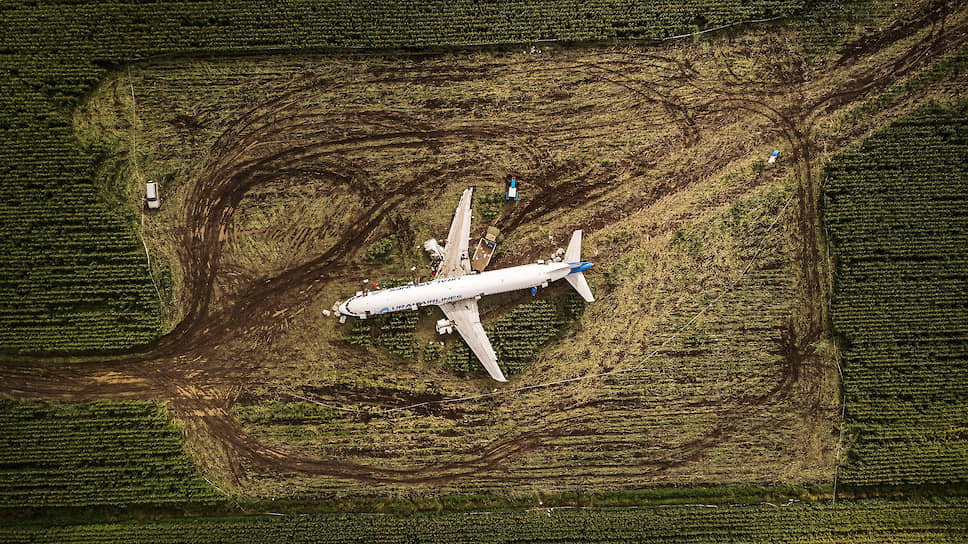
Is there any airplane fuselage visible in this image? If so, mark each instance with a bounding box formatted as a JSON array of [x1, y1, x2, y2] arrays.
[[338, 261, 592, 318]]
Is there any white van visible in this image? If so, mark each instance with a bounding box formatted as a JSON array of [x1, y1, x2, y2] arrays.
[[145, 181, 160, 209]]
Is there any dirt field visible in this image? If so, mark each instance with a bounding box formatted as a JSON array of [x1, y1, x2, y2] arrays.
[[2, 1, 966, 497]]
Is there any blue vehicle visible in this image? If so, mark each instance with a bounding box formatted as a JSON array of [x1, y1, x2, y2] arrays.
[[505, 176, 519, 201]]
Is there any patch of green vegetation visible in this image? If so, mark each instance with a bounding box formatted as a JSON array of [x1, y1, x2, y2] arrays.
[[235, 401, 334, 425], [2, 499, 966, 543], [364, 236, 397, 263], [794, 0, 903, 59], [562, 291, 587, 320], [0, 400, 224, 511], [475, 191, 504, 221], [439, 299, 572, 378], [671, 181, 792, 263], [848, 43, 968, 123], [373, 310, 420, 359], [823, 100, 968, 488], [155, 261, 176, 313], [342, 318, 372, 348], [443, 339, 476, 373], [493, 301, 561, 375], [422, 340, 444, 364]]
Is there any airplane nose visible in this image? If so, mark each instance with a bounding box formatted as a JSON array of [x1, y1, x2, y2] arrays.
[[338, 301, 350, 315]]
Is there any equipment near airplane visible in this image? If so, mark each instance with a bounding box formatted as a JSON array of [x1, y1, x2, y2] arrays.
[[471, 226, 500, 273], [505, 176, 519, 201], [337, 187, 594, 382]]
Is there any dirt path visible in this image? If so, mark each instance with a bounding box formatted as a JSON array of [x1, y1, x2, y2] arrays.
[[2, 3, 966, 489]]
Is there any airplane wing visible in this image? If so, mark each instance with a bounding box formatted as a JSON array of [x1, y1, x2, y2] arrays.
[[436, 187, 474, 279], [439, 298, 507, 382]]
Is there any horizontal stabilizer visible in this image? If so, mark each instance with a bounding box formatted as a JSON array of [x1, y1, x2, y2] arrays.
[[566, 272, 595, 302], [563, 229, 594, 302]]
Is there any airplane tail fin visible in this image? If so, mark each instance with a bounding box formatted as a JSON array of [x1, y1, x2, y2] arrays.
[[564, 230, 582, 262], [564, 230, 595, 303]]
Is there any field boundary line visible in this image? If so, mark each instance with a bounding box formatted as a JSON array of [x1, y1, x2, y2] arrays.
[[127, 66, 141, 182], [832, 359, 847, 505], [283, 392, 374, 414], [660, 16, 783, 41], [202, 476, 232, 498], [122, 15, 787, 65], [129, 68, 164, 305]]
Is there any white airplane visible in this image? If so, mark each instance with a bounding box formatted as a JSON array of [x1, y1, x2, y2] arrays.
[[337, 187, 594, 382]]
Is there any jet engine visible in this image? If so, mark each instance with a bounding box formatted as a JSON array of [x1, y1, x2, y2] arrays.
[[423, 239, 446, 259], [435, 319, 454, 335]]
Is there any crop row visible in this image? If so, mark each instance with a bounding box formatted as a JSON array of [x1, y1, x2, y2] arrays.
[[0, 400, 224, 509], [2, 499, 966, 543], [824, 101, 968, 487], [448, 299, 565, 376], [343, 293, 577, 377], [2, 2, 803, 50]]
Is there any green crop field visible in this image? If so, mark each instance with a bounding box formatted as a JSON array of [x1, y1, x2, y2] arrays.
[[0, 399, 224, 510], [824, 101, 968, 487], [2, 499, 966, 543]]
